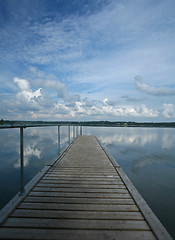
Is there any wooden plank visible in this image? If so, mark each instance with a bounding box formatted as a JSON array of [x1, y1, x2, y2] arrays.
[[17, 202, 139, 212], [0, 228, 156, 240], [57, 163, 113, 168], [52, 167, 114, 170], [4, 217, 150, 230], [32, 186, 129, 194], [39, 179, 124, 185], [48, 169, 117, 173], [45, 173, 118, 177], [28, 191, 132, 199], [11, 209, 144, 220], [44, 174, 119, 178], [46, 172, 118, 177], [36, 183, 125, 188], [24, 196, 135, 205], [42, 175, 120, 180], [39, 179, 123, 184], [41, 177, 121, 181]]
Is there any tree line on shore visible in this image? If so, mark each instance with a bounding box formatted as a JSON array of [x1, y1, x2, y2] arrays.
[[1, 119, 175, 128]]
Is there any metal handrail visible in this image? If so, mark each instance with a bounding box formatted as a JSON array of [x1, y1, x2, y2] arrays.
[[0, 124, 61, 129], [0, 124, 83, 194]]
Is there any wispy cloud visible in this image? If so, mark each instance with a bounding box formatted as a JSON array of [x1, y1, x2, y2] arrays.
[[121, 95, 147, 102], [135, 76, 175, 96]]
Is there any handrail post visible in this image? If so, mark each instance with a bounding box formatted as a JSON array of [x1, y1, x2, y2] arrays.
[[76, 126, 78, 137], [73, 126, 75, 139], [20, 127, 25, 194], [58, 125, 60, 155], [68, 125, 70, 143], [80, 126, 83, 136]]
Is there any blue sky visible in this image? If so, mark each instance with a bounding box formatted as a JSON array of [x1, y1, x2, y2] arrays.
[[0, 0, 175, 121]]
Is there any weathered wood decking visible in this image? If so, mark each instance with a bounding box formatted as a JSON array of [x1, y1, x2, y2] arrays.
[[0, 135, 172, 240]]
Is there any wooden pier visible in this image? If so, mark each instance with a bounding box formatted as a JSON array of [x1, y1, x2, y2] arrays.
[[0, 135, 172, 239]]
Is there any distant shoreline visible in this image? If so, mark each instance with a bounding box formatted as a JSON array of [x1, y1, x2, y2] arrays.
[[1, 120, 175, 128]]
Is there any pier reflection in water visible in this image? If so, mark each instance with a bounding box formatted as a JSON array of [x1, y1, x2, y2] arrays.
[[0, 126, 175, 238]]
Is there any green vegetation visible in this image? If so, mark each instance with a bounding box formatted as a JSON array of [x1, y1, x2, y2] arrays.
[[1, 120, 175, 128]]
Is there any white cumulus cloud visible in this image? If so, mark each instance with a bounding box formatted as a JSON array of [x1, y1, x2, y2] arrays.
[[11, 77, 161, 121], [14, 77, 30, 91], [162, 103, 175, 118], [14, 77, 46, 111]]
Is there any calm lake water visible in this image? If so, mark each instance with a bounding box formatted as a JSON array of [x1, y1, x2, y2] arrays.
[[0, 126, 175, 238]]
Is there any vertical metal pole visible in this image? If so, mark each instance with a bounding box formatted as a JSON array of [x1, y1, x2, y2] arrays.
[[73, 126, 75, 139], [20, 127, 25, 194], [58, 125, 60, 155], [76, 126, 78, 137], [68, 125, 70, 143], [80, 126, 83, 136]]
